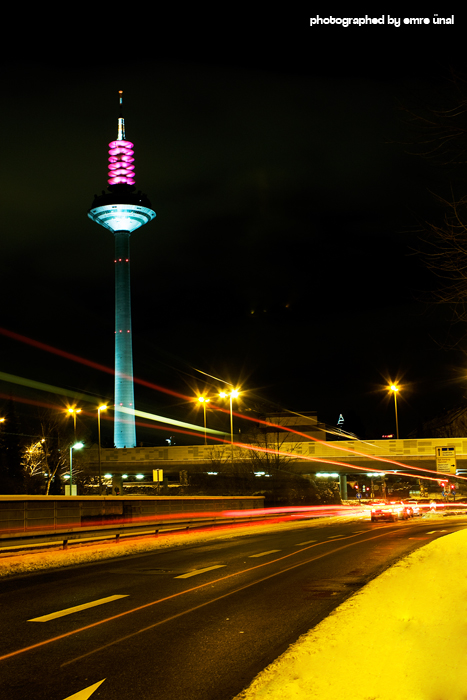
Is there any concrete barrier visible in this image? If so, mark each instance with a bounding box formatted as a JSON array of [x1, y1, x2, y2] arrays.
[[0, 495, 265, 533]]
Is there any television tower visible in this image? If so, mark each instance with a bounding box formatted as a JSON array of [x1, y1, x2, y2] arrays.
[[88, 92, 156, 448]]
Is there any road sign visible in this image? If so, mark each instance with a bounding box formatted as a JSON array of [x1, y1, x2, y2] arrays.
[[153, 469, 163, 483], [435, 446, 456, 475]]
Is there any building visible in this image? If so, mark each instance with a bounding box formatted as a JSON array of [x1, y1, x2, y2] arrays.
[[260, 411, 326, 442]]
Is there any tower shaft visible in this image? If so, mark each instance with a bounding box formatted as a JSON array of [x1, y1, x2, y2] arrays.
[[114, 231, 136, 448]]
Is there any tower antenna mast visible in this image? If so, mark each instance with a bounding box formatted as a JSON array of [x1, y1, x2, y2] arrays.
[[117, 90, 125, 141]]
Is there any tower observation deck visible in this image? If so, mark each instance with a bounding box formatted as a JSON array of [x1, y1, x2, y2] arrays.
[[88, 92, 156, 448]]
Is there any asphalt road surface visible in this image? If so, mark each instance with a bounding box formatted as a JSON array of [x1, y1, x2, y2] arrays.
[[1, 515, 466, 700]]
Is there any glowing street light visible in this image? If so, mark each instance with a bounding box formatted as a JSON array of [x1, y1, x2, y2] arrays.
[[219, 389, 240, 463], [389, 384, 400, 439], [67, 407, 82, 442], [69, 441, 84, 495], [197, 395, 211, 445], [97, 405, 108, 495]]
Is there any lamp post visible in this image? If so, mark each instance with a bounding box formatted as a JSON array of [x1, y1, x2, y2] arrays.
[[97, 405, 108, 495], [69, 441, 84, 495], [67, 407, 82, 442], [219, 389, 240, 463], [197, 396, 210, 445], [390, 384, 399, 439]]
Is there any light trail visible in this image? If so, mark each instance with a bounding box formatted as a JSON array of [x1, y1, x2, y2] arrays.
[[1, 371, 462, 485], [0, 504, 363, 537], [0, 375, 226, 438], [0, 391, 68, 413], [1, 326, 465, 485], [192, 367, 234, 387], [231, 440, 467, 484], [0, 328, 192, 402], [191, 401, 459, 480], [225, 416, 467, 484], [2, 497, 463, 540], [127, 415, 465, 485], [2, 372, 462, 484], [0, 393, 221, 443], [0, 372, 95, 404], [116, 405, 226, 437], [236, 414, 427, 470]]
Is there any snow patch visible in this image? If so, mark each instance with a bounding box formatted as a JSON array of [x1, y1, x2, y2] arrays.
[[234, 524, 467, 700]]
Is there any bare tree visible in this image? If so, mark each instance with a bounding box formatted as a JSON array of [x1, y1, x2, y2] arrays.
[[207, 444, 256, 488], [400, 73, 467, 338], [418, 195, 467, 329], [399, 71, 467, 168], [33, 411, 73, 495], [245, 421, 297, 475], [21, 439, 47, 493]]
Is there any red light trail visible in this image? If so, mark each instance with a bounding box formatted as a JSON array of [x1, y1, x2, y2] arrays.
[[0, 327, 191, 402], [1, 326, 466, 485]]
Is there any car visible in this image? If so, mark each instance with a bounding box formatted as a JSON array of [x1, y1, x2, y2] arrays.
[[406, 500, 422, 516], [370, 501, 414, 522]]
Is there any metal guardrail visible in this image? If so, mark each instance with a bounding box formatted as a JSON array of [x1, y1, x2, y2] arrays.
[[0, 513, 277, 553]]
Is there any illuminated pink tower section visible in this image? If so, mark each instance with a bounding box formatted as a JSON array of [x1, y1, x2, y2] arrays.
[[88, 92, 156, 448]]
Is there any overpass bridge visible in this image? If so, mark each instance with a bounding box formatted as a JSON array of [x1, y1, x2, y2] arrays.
[[79, 437, 467, 497]]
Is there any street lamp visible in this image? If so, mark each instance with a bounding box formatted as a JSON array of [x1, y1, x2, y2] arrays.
[[67, 407, 82, 442], [69, 441, 84, 495], [389, 384, 399, 439], [197, 396, 210, 445], [219, 389, 240, 463], [97, 405, 108, 495]]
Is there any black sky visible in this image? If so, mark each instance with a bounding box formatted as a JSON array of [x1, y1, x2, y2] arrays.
[[2, 14, 467, 443]]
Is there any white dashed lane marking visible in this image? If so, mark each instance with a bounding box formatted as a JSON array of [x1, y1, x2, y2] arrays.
[[295, 540, 317, 546], [248, 550, 281, 558], [175, 565, 226, 579], [28, 595, 129, 622]]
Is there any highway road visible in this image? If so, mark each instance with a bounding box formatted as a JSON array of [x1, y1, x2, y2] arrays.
[[1, 514, 466, 700]]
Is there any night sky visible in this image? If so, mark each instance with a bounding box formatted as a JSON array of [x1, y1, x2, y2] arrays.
[[2, 14, 467, 444]]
